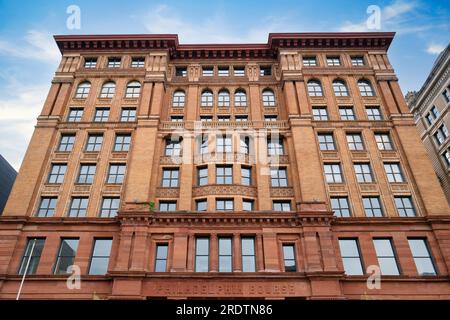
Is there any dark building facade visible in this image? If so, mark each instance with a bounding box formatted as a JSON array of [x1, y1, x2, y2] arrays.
[[0, 155, 17, 215]]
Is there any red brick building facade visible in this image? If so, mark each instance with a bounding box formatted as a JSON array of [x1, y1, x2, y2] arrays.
[[0, 32, 449, 299]]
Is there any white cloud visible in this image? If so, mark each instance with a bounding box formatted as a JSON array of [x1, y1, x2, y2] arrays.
[[426, 43, 446, 55], [0, 30, 60, 62]]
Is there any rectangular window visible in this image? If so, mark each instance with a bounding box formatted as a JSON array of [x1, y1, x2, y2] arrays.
[[312, 107, 328, 121], [107, 164, 126, 184], [260, 66, 272, 76], [302, 56, 317, 66], [54, 238, 79, 274], [443, 89, 450, 103], [165, 139, 181, 156], [216, 199, 234, 211], [218, 237, 232, 272], [395, 196, 416, 217], [94, 108, 110, 122], [318, 133, 336, 151], [120, 108, 136, 122], [339, 107, 355, 120], [218, 66, 229, 76], [375, 133, 394, 150], [131, 57, 145, 68], [196, 199, 207, 211], [443, 150, 450, 167], [267, 138, 284, 155], [339, 239, 364, 275], [58, 134, 75, 152], [48, 164, 67, 184], [384, 163, 404, 183], [88, 239, 113, 275], [235, 115, 248, 122], [233, 66, 245, 76], [18, 238, 45, 275], [354, 163, 373, 183], [270, 167, 288, 187], [363, 197, 383, 217], [114, 134, 131, 152], [162, 168, 179, 187], [366, 106, 383, 120], [273, 200, 291, 212], [67, 108, 83, 122], [242, 199, 254, 211], [218, 116, 230, 122], [84, 57, 97, 68], [331, 197, 351, 217], [216, 165, 233, 184], [159, 201, 177, 212], [197, 166, 208, 186], [324, 163, 343, 183], [199, 135, 208, 155], [100, 197, 120, 218], [195, 238, 210, 272], [77, 164, 96, 184], [107, 57, 121, 68], [200, 116, 212, 122], [351, 56, 364, 66], [216, 136, 232, 153], [327, 56, 341, 66], [68, 197, 88, 217], [264, 115, 278, 121], [202, 66, 214, 76], [154, 244, 168, 272], [282, 244, 296, 272], [171, 116, 184, 122], [241, 237, 256, 272], [346, 133, 364, 150], [36, 197, 57, 217], [373, 239, 400, 275], [431, 106, 440, 118], [240, 137, 250, 154], [241, 166, 251, 186], [175, 67, 187, 77], [426, 112, 434, 126], [85, 134, 103, 152], [408, 238, 436, 275]]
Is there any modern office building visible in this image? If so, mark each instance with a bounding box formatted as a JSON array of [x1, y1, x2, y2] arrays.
[[0, 155, 17, 215], [407, 43, 450, 203], [0, 32, 449, 299]]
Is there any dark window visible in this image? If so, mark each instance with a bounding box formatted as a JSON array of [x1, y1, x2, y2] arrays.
[[36, 197, 57, 217], [154, 244, 168, 272], [217, 116, 230, 122], [93, 108, 110, 122], [331, 197, 351, 217], [114, 134, 131, 152], [120, 108, 136, 122], [100, 197, 120, 218], [273, 200, 291, 211], [107, 57, 121, 68], [68, 197, 88, 217], [18, 238, 45, 275], [159, 201, 177, 211], [373, 239, 400, 275], [175, 67, 187, 77], [312, 107, 328, 120], [324, 164, 343, 183], [67, 108, 83, 122], [408, 238, 436, 276], [395, 196, 416, 217], [77, 164, 96, 184], [196, 199, 207, 211], [241, 166, 251, 186], [318, 133, 335, 151], [195, 238, 209, 272], [162, 168, 179, 187], [218, 237, 232, 272], [283, 244, 296, 272], [270, 167, 288, 187], [375, 133, 393, 150], [88, 239, 113, 275], [264, 115, 277, 121], [107, 164, 126, 184], [363, 197, 383, 217], [346, 133, 364, 150], [241, 237, 256, 272], [84, 57, 97, 69], [86, 134, 103, 152], [339, 239, 364, 275], [131, 57, 145, 68], [54, 238, 79, 274], [171, 116, 184, 122], [236, 115, 249, 123], [216, 199, 234, 211], [260, 66, 272, 76], [216, 165, 233, 184], [58, 134, 75, 152], [339, 107, 355, 120], [354, 163, 373, 183], [200, 116, 212, 122], [48, 164, 67, 184], [443, 89, 450, 103]]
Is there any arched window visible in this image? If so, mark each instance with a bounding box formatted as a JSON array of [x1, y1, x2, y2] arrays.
[[332, 80, 349, 97], [201, 89, 213, 107], [125, 81, 141, 98], [358, 80, 375, 97], [262, 89, 276, 107], [172, 90, 185, 107], [234, 89, 247, 107], [75, 81, 91, 99], [218, 89, 230, 107], [307, 80, 323, 97], [99, 81, 116, 98]]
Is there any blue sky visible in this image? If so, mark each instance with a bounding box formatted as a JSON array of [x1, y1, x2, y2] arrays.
[[0, 0, 449, 169]]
